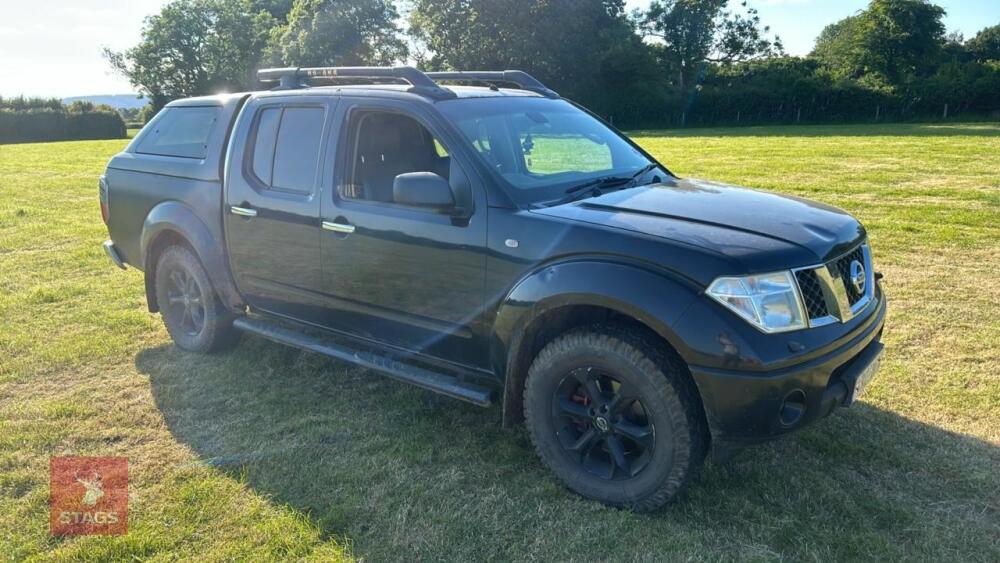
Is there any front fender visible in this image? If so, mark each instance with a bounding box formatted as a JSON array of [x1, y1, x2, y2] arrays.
[[492, 259, 700, 425], [140, 201, 243, 312]]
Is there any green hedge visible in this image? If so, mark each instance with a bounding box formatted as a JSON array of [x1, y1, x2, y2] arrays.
[[66, 111, 129, 140], [598, 58, 1000, 129], [0, 106, 127, 144]]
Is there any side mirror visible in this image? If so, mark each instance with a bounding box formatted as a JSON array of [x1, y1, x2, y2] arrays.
[[393, 172, 454, 209]]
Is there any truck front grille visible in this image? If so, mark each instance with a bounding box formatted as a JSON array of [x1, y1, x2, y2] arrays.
[[794, 243, 872, 325], [832, 245, 867, 305], [795, 269, 830, 319]]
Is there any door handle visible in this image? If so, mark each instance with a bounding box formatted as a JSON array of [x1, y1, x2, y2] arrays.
[[230, 206, 257, 218], [322, 220, 355, 234]]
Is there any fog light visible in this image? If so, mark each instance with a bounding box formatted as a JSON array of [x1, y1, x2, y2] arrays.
[[779, 390, 807, 427]]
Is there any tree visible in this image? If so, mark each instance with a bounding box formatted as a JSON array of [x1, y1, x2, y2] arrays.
[[812, 0, 946, 86], [408, 0, 659, 116], [640, 0, 722, 91], [812, 16, 862, 80], [104, 0, 277, 112], [940, 31, 969, 63], [857, 0, 946, 84], [714, 2, 783, 64], [246, 0, 295, 21], [967, 25, 1000, 62], [592, 17, 674, 125], [640, 0, 782, 91], [410, 1, 622, 80], [268, 0, 406, 67]]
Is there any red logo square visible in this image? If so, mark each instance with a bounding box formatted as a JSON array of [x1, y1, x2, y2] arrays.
[[50, 456, 128, 536]]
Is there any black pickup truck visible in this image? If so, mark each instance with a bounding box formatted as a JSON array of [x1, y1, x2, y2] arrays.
[[100, 67, 886, 511]]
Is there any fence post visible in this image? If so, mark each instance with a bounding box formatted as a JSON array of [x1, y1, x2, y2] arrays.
[[681, 112, 687, 127], [797, 107, 802, 123], [943, 103, 949, 119], [875, 106, 880, 121]]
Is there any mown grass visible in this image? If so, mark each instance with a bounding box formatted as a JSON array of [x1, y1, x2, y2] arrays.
[[1, 123, 998, 561]]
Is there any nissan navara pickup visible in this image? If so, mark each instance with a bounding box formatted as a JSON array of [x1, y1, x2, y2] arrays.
[[100, 67, 887, 510]]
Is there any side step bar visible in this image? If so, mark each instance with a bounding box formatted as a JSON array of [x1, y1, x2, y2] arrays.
[[233, 316, 496, 406]]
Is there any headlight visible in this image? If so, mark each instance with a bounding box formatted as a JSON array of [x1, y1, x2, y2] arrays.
[[706, 271, 807, 333]]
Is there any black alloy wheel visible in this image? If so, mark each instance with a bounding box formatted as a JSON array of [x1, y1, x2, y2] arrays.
[[164, 266, 205, 338], [552, 366, 655, 480], [154, 245, 239, 353]]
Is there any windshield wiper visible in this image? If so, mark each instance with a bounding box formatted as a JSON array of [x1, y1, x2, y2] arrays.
[[543, 176, 627, 207], [630, 163, 659, 182], [563, 163, 660, 197], [563, 174, 632, 196], [550, 163, 662, 207]]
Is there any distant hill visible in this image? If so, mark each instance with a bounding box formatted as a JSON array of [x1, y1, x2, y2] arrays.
[[62, 95, 146, 109]]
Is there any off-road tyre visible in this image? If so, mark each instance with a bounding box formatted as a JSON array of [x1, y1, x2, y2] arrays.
[[524, 324, 706, 511], [154, 245, 239, 353]]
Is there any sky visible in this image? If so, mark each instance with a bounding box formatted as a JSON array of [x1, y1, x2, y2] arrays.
[[0, 0, 998, 98]]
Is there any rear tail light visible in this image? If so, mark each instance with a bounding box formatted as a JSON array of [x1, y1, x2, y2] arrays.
[[99, 176, 109, 223]]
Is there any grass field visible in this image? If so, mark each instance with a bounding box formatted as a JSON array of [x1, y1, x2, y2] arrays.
[[1, 122, 998, 561]]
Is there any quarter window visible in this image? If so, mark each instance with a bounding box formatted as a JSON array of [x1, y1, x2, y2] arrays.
[[135, 106, 220, 159]]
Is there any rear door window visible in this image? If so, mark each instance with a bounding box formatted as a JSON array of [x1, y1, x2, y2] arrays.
[[250, 108, 281, 185], [248, 105, 325, 194], [136, 106, 220, 159], [272, 107, 325, 192]]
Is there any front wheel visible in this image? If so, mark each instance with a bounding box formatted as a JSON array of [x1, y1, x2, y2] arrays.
[[154, 245, 239, 353], [524, 325, 706, 511]]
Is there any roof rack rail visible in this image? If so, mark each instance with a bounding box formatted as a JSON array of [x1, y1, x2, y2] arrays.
[[256, 66, 457, 100], [424, 71, 559, 98]]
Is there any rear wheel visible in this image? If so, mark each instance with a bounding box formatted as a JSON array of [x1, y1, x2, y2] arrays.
[[524, 325, 706, 511], [154, 246, 239, 353]]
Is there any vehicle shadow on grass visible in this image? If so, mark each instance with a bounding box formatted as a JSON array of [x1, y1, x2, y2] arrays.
[[138, 338, 1000, 561]]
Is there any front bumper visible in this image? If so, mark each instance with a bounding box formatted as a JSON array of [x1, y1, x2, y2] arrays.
[[689, 289, 887, 449]]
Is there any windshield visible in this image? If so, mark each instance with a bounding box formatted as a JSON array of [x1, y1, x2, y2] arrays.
[[437, 97, 655, 205]]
